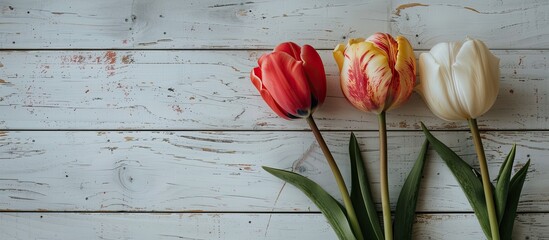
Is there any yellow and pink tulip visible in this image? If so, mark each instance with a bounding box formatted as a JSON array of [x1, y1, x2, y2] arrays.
[[333, 33, 416, 114]]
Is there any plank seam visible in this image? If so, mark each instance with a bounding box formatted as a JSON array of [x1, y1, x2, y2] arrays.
[[0, 211, 545, 214], [1, 129, 548, 132], [0, 48, 548, 52]]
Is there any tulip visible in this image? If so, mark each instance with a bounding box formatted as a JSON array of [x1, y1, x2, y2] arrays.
[[416, 37, 501, 240], [333, 33, 416, 240], [251, 42, 326, 119], [416, 37, 500, 121], [333, 33, 416, 114], [251, 42, 364, 239]]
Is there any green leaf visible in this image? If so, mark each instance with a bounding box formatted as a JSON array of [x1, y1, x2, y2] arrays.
[[394, 139, 429, 240], [495, 145, 516, 223], [420, 123, 492, 239], [349, 133, 384, 240], [262, 166, 357, 240], [500, 160, 530, 240]]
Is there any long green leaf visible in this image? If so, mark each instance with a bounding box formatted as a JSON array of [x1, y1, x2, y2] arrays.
[[495, 145, 516, 223], [500, 160, 530, 240], [420, 123, 492, 239], [394, 139, 429, 240], [262, 166, 357, 240], [349, 133, 384, 240]]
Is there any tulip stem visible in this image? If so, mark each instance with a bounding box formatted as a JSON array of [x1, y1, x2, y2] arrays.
[[378, 112, 393, 240], [468, 118, 500, 240], [306, 116, 363, 240]]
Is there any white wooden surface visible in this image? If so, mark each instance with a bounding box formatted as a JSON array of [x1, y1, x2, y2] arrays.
[[0, 131, 547, 212], [0, 213, 547, 240], [0, 50, 547, 130], [1, 0, 548, 239]]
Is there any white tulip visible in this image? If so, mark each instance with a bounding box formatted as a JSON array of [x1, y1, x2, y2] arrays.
[[416, 38, 500, 121]]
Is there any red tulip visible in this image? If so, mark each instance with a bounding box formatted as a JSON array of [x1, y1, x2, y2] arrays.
[[251, 42, 326, 119]]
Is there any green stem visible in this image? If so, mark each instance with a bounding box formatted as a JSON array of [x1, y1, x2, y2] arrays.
[[306, 116, 363, 240], [468, 118, 500, 240], [378, 112, 392, 240]]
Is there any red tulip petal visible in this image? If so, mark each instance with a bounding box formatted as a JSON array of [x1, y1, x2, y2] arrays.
[[251, 66, 263, 90], [260, 52, 311, 117], [301, 44, 327, 106], [274, 42, 302, 61], [250, 67, 291, 119], [260, 89, 293, 120]]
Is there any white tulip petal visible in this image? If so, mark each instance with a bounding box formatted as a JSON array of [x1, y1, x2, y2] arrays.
[[453, 39, 500, 119], [416, 38, 500, 121], [418, 53, 460, 120]]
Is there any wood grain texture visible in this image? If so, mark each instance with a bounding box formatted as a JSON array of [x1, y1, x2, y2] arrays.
[[1, 50, 547, 130], [0, 131, 544, 212], [1, 0, 548, 237], [0, 0, 388, 49], [0, 212, 338, 240], [391, 0, 549, 49], [0, 212, 547, 240], [3, 1, 549, 49]]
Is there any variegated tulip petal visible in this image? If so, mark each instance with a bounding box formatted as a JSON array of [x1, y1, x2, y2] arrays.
[[366, 33, 399, 66], [387, 36, 416, 111], [333, 44, 346, 72], [417, 52, 467, 121], [347, 38, 365, 48], [301, 44, 327, 106], [259, 52, 311, 118], [340, 41, 392, 114], [274, 42, 302, 61], [251, 67, 291, 119], [453, 39, 500, 119]]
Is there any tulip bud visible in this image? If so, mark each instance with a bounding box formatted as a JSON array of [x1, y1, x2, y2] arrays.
[[333, 33, 416, 114], [251, 42, 327, 119], [416, 37, 500, 121]]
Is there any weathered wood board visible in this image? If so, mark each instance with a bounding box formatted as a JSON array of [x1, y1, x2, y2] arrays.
[[0, 131, 543, 212], [391, 0, 549, 49], [2, 1, 549, 49], [1, 50, 547, 130], [0, 0, 388, 49], [1, 212, 547, 240]]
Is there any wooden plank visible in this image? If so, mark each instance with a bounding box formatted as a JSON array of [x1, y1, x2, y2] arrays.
[[2, 1, 549, 50], [0, 0, 388, 49], [412, 213, 548, 240], [0, 130, 544, 212], [0, 212, 338, 240], [391, 0, 549, 49], [0, 212, 546, 239], [0, 50, 547, 130]]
